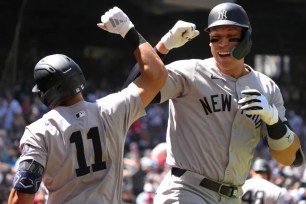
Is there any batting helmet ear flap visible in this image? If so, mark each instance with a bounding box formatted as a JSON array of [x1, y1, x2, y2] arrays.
[[231, 27, 252, 60]]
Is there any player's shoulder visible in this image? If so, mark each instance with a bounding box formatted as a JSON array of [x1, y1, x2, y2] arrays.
[[248, 65, 276, 83], [27, 110, 50, 125], [166, 58, 203, 68], [165, 58, 210, 75], [96, 85, 142, 112], [26, 109, 56, 131], [248, 65, 281, 93]]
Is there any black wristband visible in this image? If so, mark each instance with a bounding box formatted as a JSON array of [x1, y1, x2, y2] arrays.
[[154, 47, 167, 59], [266, 117, 288, 139], [124, 27, 147, 51]]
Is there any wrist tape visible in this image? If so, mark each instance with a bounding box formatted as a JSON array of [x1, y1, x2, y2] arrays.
[[267, 127, 294, 151], [266, 117, 287, 139], [124, 27, 147, 51]]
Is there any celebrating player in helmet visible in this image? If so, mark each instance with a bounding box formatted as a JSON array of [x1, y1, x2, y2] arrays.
[[123, 2, 304, 204], [8, 6, 167, 204]]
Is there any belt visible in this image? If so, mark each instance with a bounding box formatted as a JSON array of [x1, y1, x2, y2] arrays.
[[171, 167, 239, 198]]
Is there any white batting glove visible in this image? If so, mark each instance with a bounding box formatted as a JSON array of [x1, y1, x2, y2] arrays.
[[238, 89, 279, 125], [160, 20, 200, 50], [97, 6, 134, 38]]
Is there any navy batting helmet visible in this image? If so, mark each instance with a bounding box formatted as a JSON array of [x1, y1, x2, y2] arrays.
[[205, 3, 251, 31], [32, 54, 86, 108], [252, 159, 271, 172], [252, 159, 272, 179], [205, 3, 252, 59]]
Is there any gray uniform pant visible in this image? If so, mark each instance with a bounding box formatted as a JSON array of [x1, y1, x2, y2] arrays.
[[154, 169, 243, 204]]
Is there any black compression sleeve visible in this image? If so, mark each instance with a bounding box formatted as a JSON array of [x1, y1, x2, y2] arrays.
[[266, 118, 288, 139], [124, 27, 146, 51]]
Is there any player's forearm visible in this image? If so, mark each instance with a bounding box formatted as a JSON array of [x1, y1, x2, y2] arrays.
[[121, 43, 168, 90], [124, 26, 167, 86], [8, 189, 35, 204], [238, 90, 304, 166], [121, 20, 199, 90], [267, 119, 304, 166], [134, 42, 167, 90], [124, 27, 166, 81], [124, 26, 167, 106]]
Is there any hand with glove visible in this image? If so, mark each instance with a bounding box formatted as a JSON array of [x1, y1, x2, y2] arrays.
[[238, 89, 279, 125], [160, 20, 200, 50], [97, 6, 134, 38]]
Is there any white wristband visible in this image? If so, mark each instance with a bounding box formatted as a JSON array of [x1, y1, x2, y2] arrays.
[[267, 128, 294, 151], [160, 32, 173, 50]]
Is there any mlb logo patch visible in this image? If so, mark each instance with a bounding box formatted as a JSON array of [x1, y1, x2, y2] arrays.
[[21, 144, 30, 156]]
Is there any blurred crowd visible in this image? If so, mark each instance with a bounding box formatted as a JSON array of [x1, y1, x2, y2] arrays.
[[0, 87, 306, 204]]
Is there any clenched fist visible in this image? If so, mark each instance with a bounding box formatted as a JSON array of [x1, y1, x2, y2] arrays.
[[97, 6, 134, 37], [161, 20, 200, 50]]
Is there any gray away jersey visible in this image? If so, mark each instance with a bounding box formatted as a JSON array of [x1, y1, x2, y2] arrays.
[[241, 178, 291, 204], [160, 57, 286, 186], [18, 83, 145, 204]]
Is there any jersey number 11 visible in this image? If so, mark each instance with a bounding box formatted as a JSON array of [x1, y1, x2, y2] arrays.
[[70, 127, 107, 177]]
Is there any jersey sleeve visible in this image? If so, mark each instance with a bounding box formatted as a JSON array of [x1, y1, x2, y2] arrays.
[[96, 83, 146, 139], [257, 72, 287, 122], [18, 120, 48, 167], [270, 84, 286, 122], [159, 59, 198, 103]]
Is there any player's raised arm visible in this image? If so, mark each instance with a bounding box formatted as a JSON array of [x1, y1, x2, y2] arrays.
[[97, 6, 167, 106], [121, 20, 200, 90]]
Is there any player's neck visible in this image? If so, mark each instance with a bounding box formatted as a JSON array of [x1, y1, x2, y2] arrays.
[[59, 93, 84, 107], [217, 62, 249, 78]]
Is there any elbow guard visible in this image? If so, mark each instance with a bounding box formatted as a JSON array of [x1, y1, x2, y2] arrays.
[[268, 129, 304, 166], [13, 159, 44, 194]]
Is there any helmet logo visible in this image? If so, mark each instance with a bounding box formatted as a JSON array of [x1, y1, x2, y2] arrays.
[[218, 9, 227, 20]]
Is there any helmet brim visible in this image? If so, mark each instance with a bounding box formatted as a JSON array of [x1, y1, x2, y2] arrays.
[[205, 20, 249, 32]]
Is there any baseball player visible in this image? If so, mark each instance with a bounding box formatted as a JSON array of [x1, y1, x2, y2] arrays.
[[241, 158, 293, 204], [7, 6, 167, 204], [123, 3, 304, 204]]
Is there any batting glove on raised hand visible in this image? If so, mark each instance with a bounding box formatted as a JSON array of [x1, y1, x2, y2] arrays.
[[160, 20, 200, 50], [97, 6, 134, 38], [238, 89, 279, 125]]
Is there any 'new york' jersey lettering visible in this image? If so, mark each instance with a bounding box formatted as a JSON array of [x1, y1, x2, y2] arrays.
[[199, 94, 232, 115], [159, 58, 287, 187]]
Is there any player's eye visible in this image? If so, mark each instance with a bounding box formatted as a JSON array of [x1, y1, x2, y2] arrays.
[[210, 38, 219, 43], [229, 38, 241, 42]]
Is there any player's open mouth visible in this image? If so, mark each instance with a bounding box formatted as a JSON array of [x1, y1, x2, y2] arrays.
[[218, 51, 231, 57]]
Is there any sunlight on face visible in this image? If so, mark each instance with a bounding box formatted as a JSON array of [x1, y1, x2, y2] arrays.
[[209, 25, 243, 71]]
